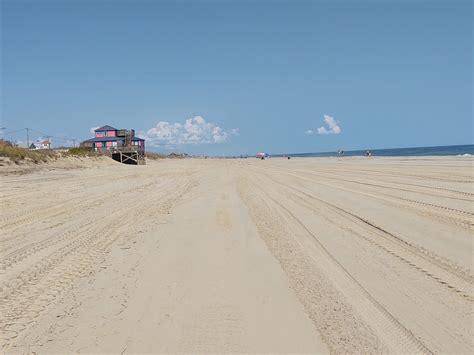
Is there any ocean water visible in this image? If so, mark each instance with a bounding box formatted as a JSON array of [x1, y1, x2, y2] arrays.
[[279, 144, 474, 158]]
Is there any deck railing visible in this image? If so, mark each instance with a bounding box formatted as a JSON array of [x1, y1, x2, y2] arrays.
[[110, 146, 144, 152]]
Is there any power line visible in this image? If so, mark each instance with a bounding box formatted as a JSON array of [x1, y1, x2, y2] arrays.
[[1, 128, 27, 135], [1, 127, 81, 148], [29, 129, 52, 138]]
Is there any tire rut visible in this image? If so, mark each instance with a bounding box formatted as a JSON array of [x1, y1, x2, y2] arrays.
[[239, 172, 431, 353], [255, 165, 473, 229], [259, 170, 473, 286], [0, 175, 197, 349]]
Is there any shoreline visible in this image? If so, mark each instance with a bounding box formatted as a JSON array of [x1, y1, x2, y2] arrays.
[[270, 143, 474, 158]]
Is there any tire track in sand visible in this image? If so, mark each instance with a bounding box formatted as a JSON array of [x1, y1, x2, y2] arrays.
[[238, 172, 430, 353], [258, 168, 473, 288], [0, 174, 198, 349]]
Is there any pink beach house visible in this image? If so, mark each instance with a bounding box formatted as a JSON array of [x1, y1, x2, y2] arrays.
[[81, 125, 145, 152]]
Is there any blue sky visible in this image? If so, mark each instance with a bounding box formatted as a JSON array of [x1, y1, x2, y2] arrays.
[[1, 0, 472, 155]]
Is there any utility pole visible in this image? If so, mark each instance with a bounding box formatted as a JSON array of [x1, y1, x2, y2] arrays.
[[26, 128, 29, 148], [72, 139, 76, 148]]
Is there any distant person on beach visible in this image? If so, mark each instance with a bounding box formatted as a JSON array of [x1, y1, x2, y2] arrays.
[[365, 150, 372, 157]]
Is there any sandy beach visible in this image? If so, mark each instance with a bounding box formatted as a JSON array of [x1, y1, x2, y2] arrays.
[[0, 156, 472, 353]]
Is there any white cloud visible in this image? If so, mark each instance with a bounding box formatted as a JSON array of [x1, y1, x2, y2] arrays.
[[90, 126, 99, 134], [140, 116, 233, 147], [231, 128, 240, 136], [316, 114, 341, 135], [305, 114, 341, 136]]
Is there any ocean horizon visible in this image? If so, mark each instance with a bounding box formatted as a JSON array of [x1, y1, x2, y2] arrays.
[[273, 144, 474, 158]]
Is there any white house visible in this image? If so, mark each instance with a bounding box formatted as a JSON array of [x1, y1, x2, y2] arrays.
[[38, 140, 51, 149]]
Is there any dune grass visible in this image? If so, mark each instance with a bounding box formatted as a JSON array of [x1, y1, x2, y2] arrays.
[[66, 147, 96, 157], [146, 152, 167, 160], [0, 140, 189, 165], [0, 139, 58, 164]]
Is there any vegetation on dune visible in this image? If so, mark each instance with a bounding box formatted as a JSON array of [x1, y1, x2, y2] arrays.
[[146, 152, 167, 160], [168, 152, 190, 158], [66, 147, 95, 157], [146, 152, 190, 160], [0, 139, 191, 166], [0, 139, 58, 164], [0, 140, 96, 165]]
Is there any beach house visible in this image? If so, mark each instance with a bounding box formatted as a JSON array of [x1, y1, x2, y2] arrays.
[[81, 125, 145, 152], [81, 125, 146, 164], [39, 140, 51, 149], [28, 140, 50, 150]]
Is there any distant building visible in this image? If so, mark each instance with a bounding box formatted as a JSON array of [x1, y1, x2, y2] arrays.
[[29, 143, 37, 150], [38, 140, 51, 149], [81, 125, 145, 152]]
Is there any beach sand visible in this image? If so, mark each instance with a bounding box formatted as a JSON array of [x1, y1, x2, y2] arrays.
[[1, 156, 472, 353]]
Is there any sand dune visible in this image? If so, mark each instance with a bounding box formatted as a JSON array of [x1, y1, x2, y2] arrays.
[[0, 157, 472, 352]]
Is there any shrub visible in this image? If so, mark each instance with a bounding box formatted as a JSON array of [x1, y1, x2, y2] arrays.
[[66, 147, 95, 157], [146, 152, 166, 160], [0, 140, 60, 162]]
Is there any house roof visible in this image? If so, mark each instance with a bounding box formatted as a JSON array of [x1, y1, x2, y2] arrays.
[[82, 136, 145, 143], [95, 125, 117, 132]]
